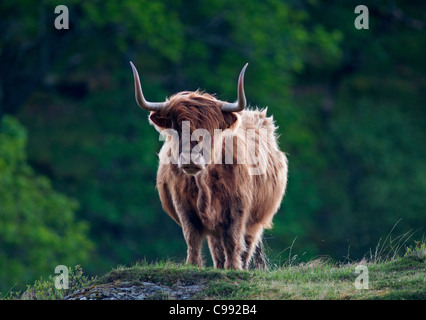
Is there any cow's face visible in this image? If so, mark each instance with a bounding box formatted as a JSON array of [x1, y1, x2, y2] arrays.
[[130, 62, 247, 175], [149, 92, 241, 175]]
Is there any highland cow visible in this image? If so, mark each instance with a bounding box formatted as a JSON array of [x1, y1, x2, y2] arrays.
[[130, 62, 288, 270]]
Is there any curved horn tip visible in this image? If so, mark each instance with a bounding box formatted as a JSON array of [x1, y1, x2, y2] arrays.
[[129, 61, 167, 112], [220, 63, 248, 112], [129, 61, 138, 74], [239, 63, 248, 78]]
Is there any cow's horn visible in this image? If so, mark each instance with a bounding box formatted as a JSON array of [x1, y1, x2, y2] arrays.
[[221, 63, 248, 112], [130, 61, 167, 112]]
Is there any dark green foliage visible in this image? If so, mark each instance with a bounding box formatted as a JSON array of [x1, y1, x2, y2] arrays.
[[0, 116, 93, 293], [17, 265, 93, 300]]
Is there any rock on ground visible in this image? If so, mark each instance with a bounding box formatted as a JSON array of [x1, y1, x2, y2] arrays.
[[64, 280, 204, 300]]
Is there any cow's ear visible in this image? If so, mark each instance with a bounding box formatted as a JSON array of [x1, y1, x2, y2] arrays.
[[149, 112, 171, 132], [222, 112, 241, 132]]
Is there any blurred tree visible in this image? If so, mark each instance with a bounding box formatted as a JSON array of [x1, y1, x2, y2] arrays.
[[0, 116, 93, 293], [293, 0, 426, 258]]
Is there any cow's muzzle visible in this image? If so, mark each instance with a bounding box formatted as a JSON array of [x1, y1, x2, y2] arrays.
[[178, 152, 205, 175]]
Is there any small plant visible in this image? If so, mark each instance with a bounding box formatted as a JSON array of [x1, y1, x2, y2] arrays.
[[19, 265, 93, 300], [404, 240, 426, 262], [368, 220, 415, 263]]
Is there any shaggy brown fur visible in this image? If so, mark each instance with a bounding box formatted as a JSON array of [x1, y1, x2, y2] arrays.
[[149, 91, 288, 270]]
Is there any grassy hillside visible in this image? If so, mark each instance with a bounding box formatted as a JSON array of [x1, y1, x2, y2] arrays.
[[14, 242, 425, 300]]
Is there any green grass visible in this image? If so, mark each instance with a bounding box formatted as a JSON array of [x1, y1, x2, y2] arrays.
[[8, 240, 426, 300], [15, 256, 425, 300]]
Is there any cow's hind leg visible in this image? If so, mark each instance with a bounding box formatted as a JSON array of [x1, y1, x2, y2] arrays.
[[222, 208, 246, 270], [252, 240, 268, 270], [185, 234, 203, 267], [207, 235, 225, 269], [241, 224, 264, 270]]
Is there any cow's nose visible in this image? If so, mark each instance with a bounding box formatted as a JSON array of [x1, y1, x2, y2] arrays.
[[178, 152, 205, 174]]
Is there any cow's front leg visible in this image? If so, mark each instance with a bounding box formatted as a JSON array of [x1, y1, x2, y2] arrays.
[[181, 218, 204, 267]]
